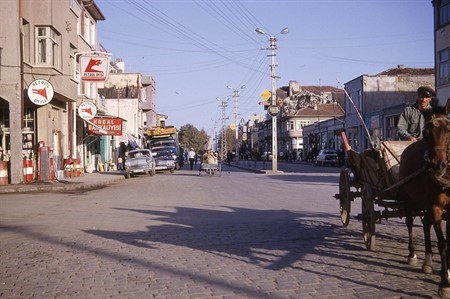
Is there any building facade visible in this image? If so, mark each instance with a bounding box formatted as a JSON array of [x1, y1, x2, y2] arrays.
[[343, 66, 434, 152], [0, 0, 105, 183], [433, 0, 450, 102]]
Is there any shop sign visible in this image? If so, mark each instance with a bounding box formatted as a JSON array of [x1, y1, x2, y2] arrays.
[[80, 55, 110, 82], [87, 117, 123, 136], [27, 79, 54, 105], [78, 101, 97, 120]]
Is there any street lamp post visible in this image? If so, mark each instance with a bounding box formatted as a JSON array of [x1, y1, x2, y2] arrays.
[[255, 27, 288, 173], [227, 85, 245, 163]]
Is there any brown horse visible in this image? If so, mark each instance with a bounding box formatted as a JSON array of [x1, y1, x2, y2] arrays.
[[399, 99, 450, 297]]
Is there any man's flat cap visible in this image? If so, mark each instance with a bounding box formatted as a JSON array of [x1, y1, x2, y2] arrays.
[[417, 86, 435, 97]]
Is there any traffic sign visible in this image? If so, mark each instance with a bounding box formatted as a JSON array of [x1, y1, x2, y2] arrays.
[[230, 123, 236, 130], [267, 105, 280, 117], [260, 89, 271, 101]]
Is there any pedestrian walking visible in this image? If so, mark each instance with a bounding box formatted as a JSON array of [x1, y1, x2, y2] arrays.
[[187, 148, 196, 170], [117, 156, 124, 171]]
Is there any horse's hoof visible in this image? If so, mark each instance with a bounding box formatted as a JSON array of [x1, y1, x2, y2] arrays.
[[422, 264, 433, 274], [438, 287, 450, 298], [408, 255, 418, 266]]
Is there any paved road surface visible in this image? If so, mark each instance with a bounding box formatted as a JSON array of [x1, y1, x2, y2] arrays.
[[0, 164, 441, 298]]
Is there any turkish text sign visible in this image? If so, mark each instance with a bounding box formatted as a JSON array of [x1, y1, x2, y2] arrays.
[[80, 55, 109, 82]]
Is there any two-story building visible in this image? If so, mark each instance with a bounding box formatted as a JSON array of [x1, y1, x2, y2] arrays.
[[344, 65, 434, 152], [277, 81, 345, 160]]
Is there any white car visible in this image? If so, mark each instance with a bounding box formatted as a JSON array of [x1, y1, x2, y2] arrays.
[[124, 149, 156, 178], [314, 149, 339, 166]]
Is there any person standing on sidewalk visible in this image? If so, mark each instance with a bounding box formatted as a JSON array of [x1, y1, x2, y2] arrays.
[[187, 148, 196, 170]]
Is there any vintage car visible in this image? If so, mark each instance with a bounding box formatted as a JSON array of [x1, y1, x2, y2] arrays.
[[124, 149, 156, 178], [314, 149, 339, 166], [153, 149, 176, 173]]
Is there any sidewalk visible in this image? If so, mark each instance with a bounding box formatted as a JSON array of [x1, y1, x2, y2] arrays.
[[0, 171, 125, 194]]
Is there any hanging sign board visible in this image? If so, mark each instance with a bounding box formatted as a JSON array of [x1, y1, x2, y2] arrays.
[[27, 79, 54, 105], [80, 55, 110, 82], [78, 101, 97, 121], [87, 117, 123, 136]]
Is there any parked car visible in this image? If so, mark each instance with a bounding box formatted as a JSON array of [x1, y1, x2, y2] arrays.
[[153, 150, 176, 173], [124, 149, 156, 178], [314, 149, 339, 166]]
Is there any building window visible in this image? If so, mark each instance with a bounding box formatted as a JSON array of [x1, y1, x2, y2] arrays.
[[35, 26, 61, 69], [69, 45, 77, 80], [386, 115, 399, 140], [439, 48, 450, 86], [289, 120, 294, 130], [89, 19, 96, 46], [438, 0, 450, 27], [23, 108, 35, 130], [22, 19, 30, 63]]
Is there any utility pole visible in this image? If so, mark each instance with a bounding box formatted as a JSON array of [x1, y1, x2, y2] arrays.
[[210, 119, 217, 152], [217, 98, 228, 161], [227, 85, 245, 162], [255, 27, 289, 173]]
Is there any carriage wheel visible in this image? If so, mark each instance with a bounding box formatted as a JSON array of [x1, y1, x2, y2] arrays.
[[361, 184, 376, 251], [339, 168, 352, 227]]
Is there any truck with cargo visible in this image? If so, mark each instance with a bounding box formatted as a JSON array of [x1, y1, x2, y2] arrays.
[[144, 126, 184, 170]]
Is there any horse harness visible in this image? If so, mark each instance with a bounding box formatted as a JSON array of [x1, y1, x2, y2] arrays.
[[424, 115, 450, 189]]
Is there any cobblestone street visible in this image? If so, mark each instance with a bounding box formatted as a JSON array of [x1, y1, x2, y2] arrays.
[[0, 166, 441, 298]]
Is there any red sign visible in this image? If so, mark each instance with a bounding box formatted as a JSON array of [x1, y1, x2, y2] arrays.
[[80, 55, 109, 82], [87, 118, 123, 136]]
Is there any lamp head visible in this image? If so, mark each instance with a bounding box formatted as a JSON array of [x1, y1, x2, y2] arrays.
[[255, 28, 265, 35], [280, 27, 289, 34]]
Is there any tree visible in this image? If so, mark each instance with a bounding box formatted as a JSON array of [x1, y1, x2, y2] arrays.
[[178, 124, 208, 151]]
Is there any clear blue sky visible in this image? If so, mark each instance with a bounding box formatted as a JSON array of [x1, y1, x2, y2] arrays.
[[96, 0, 434, 134]]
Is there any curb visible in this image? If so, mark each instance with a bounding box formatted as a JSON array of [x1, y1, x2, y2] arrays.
[[0, 176, 125, 194]]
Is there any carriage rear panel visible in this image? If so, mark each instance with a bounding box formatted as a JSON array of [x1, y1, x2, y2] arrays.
[[380, 141, 414, 185], [345, 141, 413, 194]]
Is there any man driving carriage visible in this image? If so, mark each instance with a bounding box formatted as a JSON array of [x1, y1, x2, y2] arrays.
[[202, 149, 217, 164], [397, 86, 436, 141]]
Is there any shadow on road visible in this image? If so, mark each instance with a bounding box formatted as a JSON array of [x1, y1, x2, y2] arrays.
[[82, 206, 435, 299]]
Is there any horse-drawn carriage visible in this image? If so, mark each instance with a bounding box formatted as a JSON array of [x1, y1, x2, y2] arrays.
[[198, 150, 222, 176], [334, 100, 450, 297], [198, 162, 221, 176], [334, 132, 416, 250]]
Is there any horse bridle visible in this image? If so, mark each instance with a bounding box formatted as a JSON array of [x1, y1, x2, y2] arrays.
[[424, 115, 450, 183]]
